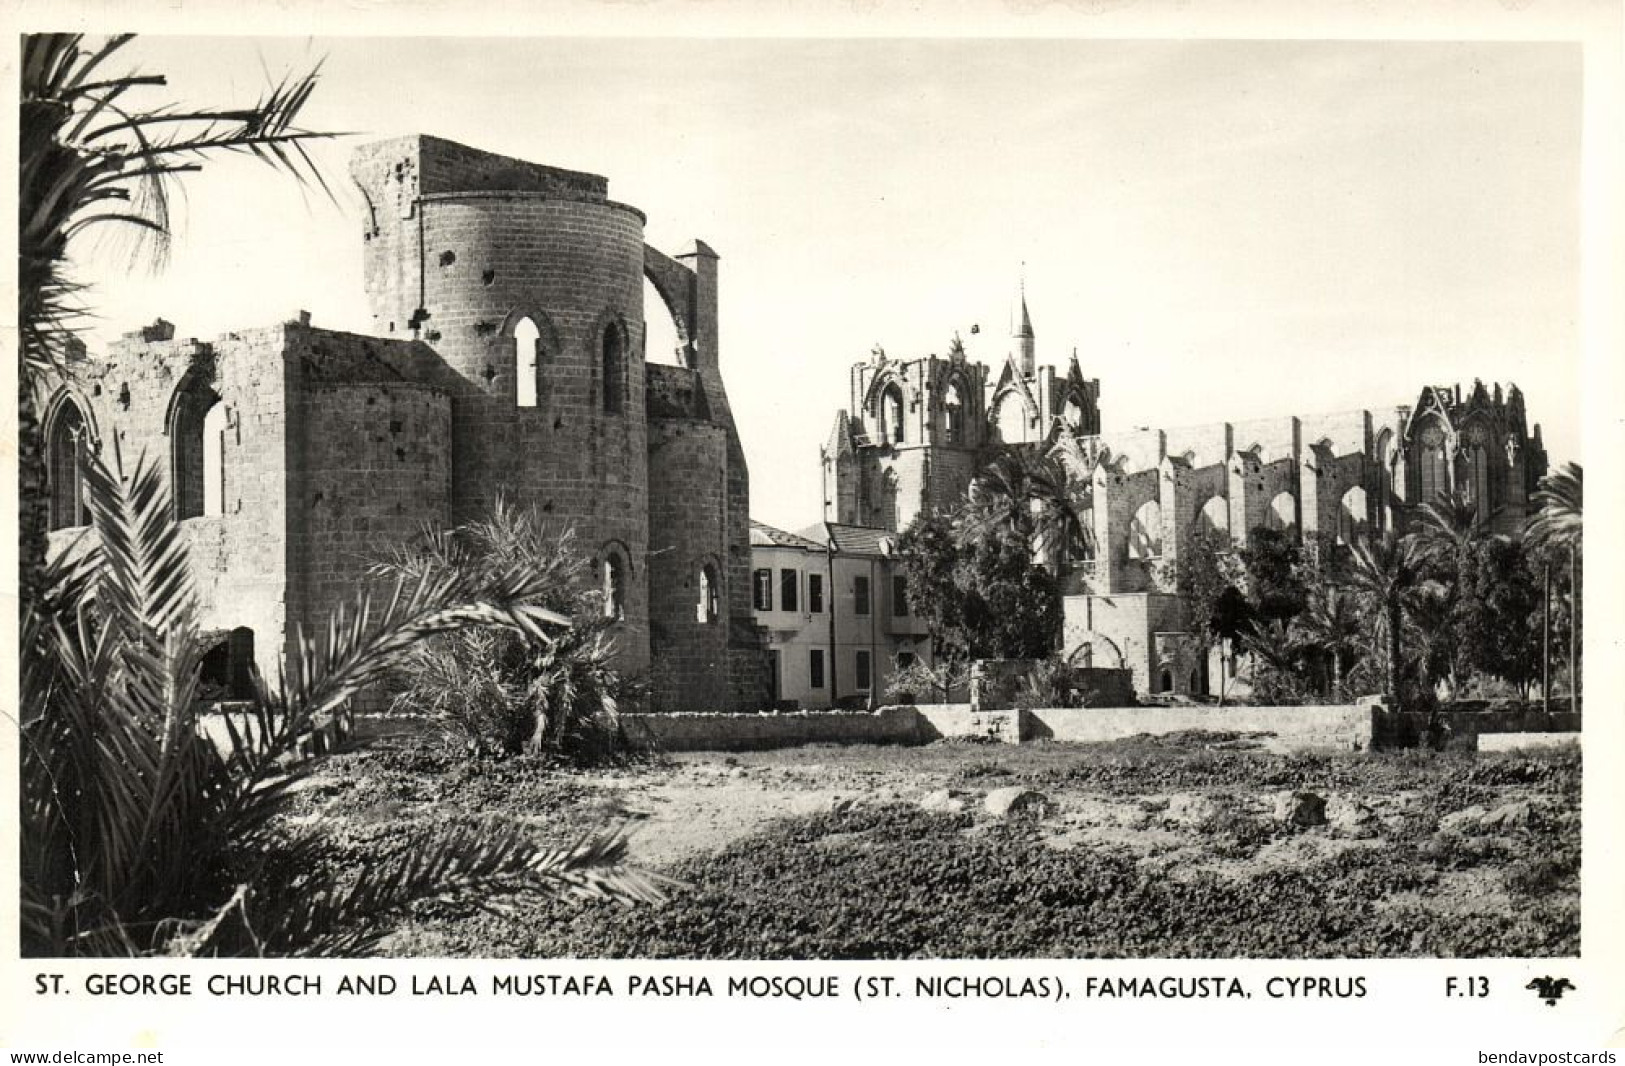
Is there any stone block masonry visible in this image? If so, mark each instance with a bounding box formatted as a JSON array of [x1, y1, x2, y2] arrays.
[[43, 135, 770, 712]]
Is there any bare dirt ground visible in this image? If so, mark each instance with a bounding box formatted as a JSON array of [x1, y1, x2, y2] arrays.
[[288, 728, 1579, 957]]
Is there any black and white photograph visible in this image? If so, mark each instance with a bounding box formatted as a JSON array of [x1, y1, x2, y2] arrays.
[[5, 2, 1622, 1059]]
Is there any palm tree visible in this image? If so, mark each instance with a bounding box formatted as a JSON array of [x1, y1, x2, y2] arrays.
[[21, 451, 671, 956], [1525, 463, 1583, 709], [19, 33, 335, 606], [1239, 618, 1305, 704], [1343, 530, 1420, 709], [1291, 584, 1363, 700], [1406, 489, 1488, 694], [960, 446, 1091, 567]]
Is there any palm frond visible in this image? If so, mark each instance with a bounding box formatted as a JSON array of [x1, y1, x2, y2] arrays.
[[239, 821, 679, 958]]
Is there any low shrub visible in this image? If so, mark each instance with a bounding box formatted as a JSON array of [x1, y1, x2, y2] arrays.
[[507, 803, 1576, 959]]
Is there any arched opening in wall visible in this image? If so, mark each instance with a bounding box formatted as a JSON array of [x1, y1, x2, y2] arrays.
[[198, 627, 255, 702], [171, 378, 222, 520], [1265, 492, 1297, 538], [879, 382, 904, 444], [993, 394, 1031, 445], [1462, 439, 1491, 524], [944, 378, 966, 445], [601, 544, 628, 620], [642, 277, 687, 367], [1337, 486, 1368, 545], [1127, 500, 1162, 561], [202, 402, 228, 516], [696, 562, 719, 623], [1196, 495, 1230, 540], [514, 317, 540, 408], [46, 398, 89, 531], [1061, 395, 1085, 432], [1159, 669, 1173, 693], [602, 321, 625, 414]]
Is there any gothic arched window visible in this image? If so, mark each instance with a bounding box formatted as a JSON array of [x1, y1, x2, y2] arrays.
[[171, 377, 223, 520], [602, 545, 627, 620], [944, 379, 965, 444], [602, 322, 625, 415], [1128, 500, 1162, 560], [47, 399, 89, 531], [515, 317, 540, 408], [880, 382, 904, 444], [697, 562, 719, 623]]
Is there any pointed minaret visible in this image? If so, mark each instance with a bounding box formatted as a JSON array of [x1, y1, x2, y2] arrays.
[[1013, 275, 1035, 377]]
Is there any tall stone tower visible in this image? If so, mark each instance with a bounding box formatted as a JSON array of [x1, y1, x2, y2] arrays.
[[824, 291, 1104, 533], [350, 135, 765, 709]]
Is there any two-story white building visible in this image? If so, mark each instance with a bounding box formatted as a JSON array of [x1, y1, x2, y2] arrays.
[[749, 520, 935, 709]]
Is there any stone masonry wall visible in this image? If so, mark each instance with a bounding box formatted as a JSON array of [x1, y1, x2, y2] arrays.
[[44, 324, 294, 681], [646, 418, 733, 710], [285, 380, 452, 640]]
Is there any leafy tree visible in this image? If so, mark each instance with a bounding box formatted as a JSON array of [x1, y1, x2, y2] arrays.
[[897, 510, 967, 663], [898, 511, 1061, 662], [19, 33, 335, 606], [1454, 536, 1541, 696], [1173, 523, 1250, 703], [961, 527, 1064, 659], [1240, 526, 1308, 625], [885, 655, 972, 704]]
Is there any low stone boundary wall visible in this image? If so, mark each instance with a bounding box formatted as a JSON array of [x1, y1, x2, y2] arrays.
[[1478, 732, 1580, 753], [1022, 704, 1375, 753], [197, 704, 355, 762], [1373, 710, 1581, 749], [621, 708, 921, 752], [621, 703, 1376, 753]]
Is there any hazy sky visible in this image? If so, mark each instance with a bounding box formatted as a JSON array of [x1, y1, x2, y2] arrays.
[[80, 36, 1582, 531]]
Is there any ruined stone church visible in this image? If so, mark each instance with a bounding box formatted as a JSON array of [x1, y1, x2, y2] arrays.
[[43, 135, 766, 711], [821, 297, 1550, 696]]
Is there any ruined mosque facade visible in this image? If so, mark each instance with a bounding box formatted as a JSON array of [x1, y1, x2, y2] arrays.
[[42, 135, 766, 712], [822, 298, 1550, 697]]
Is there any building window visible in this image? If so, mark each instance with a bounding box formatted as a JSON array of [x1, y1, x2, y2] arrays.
[[779, 568, 798, 612], [602, 322, 624, 414], [896, 651, 916, 671], [753, 568, 773, 611], [1159, 668, 1173, 693], [515, 317, 540, 407], [697, 563, 719, 623], [854, 574, 870, 616], [892, 575, 909, 617], [47, 399, 89, 531], [944, 379, 965, 444], [171, 378, 223, 520], [808, 573, 824, 614], [602, 548, 627, 619], [1127, 500, 1162, 560], [880, 382, 904, 444], [809, 649, 825, 689], [855, 650, 872, 691]]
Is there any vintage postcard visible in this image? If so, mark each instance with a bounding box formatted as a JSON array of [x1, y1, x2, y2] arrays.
[[3, 2, 1621, 1061]]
